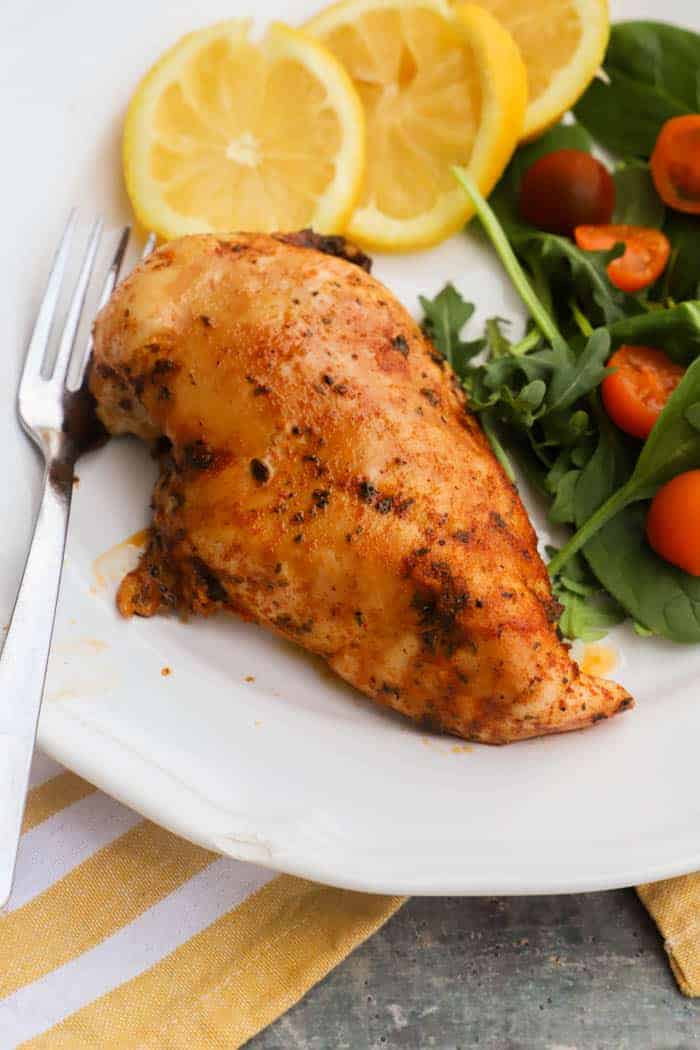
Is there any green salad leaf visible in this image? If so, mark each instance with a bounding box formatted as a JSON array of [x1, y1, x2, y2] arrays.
[[574, 22, 700, 157], [662, 211, 700, 303], [418, 283, 481, 377], [447, 157, 700, 644], [580, 504, 700, 642], [608, 301, 700, 364], [549, 356, 700, 575], [613, 161, 665, 228]]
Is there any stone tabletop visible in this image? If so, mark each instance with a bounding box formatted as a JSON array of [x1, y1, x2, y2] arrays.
[[251, 891, 700, 1049]]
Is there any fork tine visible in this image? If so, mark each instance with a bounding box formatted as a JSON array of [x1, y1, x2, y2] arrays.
[[141, 232, 157, 259], [51, 217, 103, 384], [72, 225, 131, 390], [20, 210, 78, 385]]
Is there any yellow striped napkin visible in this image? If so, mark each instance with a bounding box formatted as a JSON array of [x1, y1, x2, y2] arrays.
[[1, 752, 403, 1047], [3, 752, 698, 1049]]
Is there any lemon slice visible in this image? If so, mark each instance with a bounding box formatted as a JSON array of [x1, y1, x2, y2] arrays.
[[123, 19, 366, 240], [306, 0, 526, 251], [466, 0, 609, 140]]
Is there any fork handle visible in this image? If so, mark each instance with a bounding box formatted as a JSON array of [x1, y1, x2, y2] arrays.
[[0, 455, 73, 907]]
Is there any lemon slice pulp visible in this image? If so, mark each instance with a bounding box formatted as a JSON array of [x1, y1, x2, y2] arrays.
[[306, 0, 527, 250], [123, 19, 366, 240]]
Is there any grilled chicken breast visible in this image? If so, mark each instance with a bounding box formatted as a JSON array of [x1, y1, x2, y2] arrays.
[[90, 231, 633, 743]]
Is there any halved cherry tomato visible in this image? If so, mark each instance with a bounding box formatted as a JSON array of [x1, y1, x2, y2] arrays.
[[650, 114, 700, 215], [574, 224, 671, 293], [647, 470, 700, 576], [518, 149, 615, 236], [601, 345, 684, 440]]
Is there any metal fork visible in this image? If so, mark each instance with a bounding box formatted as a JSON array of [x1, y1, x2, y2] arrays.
[[0, 216, 146, 908]]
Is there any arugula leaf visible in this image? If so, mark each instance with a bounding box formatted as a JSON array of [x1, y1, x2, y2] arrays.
[[613, 161, 665, 228], [542, 329, 612, 415], [483, 317, 512, 357], [548, 548, 627, 640], [548, 469, 581, 525], [531, 235, 632, 327], [419, 284, 478, 376], [573, 406, 632, 524], [556, 586, 627, 643]]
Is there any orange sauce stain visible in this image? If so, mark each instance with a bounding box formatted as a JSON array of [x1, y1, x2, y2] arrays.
[[83, 638, 108, 652], [92, 529, 149, 590], [245, 675, 256, 683], [581, 643, 618, 678], [451, 744, 473, 754], [161, 666, 171, 677]]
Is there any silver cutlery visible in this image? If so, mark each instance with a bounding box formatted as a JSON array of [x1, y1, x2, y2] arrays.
[[0, 217, 143, 907]]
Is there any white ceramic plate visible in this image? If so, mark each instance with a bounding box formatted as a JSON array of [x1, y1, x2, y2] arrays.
[[3, 0, 700, 895]]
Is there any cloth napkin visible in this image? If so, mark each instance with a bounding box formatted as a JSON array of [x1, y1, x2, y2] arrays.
[[1, 753, 696, 1049]]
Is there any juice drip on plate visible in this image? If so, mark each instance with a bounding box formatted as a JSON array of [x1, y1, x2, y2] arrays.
[[580, 643, 618, 679], [92, 529, 149, 591]]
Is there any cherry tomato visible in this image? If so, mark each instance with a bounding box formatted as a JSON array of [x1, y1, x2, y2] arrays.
[[574, 224, 671, 293], [646, 470, 700, 576], [650, 114, 700, 215], [518, 150, 615, 236], [601, 345, 684, 440]]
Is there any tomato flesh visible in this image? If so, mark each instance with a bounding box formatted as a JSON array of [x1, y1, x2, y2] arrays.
[[651, 115, 700, 215], [574, 224, 671, 293], [518, 150, 615, 236], [647, 470, 700, 576], [601, 345, 684, 440]]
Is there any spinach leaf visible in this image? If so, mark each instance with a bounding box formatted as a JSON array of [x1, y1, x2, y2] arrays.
[[613, 162, 665, 228], [685, 403, 700, 430], [574, 71, 689, 159], [554, 388, 700, 642], [580, 504, 700, 642], [574, 22, 700, 157], [608, 301, 700, 365], [549, 356, 700, 575], [631, 355, 700, 494], [606, 21, 700, 112], [559, 407, 700, 643], [663, 211, 700, 302]]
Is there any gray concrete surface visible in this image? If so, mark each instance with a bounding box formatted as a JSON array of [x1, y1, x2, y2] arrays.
[[249, 891, 700, 1049]]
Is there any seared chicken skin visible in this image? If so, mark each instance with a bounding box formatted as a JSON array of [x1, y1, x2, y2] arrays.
[[90, 231, 632, 744]]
